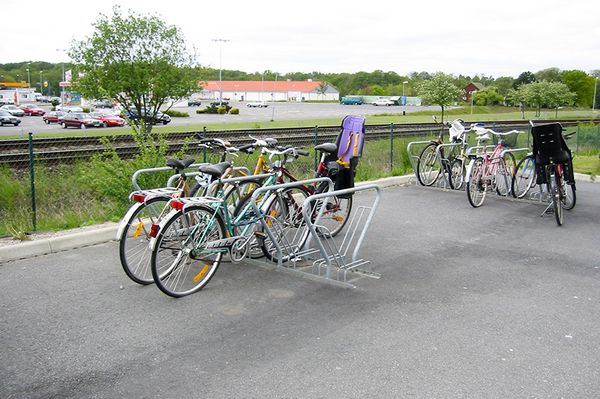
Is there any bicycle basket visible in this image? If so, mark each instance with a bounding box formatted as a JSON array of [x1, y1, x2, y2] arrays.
[[492, 131, 518, 148]]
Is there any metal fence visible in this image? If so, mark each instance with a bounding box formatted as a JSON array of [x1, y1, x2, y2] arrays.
[[1, 121, 598, 236]]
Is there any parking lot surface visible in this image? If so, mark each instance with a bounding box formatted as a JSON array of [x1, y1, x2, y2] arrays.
[[1, 182, 599, 398], [0, 102, 439, 137]]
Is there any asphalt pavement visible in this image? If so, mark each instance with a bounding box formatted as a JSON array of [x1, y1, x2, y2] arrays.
[[1, 182, 600, 398]]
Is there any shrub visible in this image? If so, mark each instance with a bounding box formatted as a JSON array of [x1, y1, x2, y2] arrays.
[[217, 106, 227, 114], [82, 107, 91, 113], [164, 109, 189, 117], [229, 107, 239, 115]]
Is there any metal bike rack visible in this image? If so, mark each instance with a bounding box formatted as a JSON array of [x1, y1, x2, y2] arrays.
[[248, 178, 382, 288], [166, 166, 251, 188], [434, 142, 463, 189], [132, 163, 208, 191]]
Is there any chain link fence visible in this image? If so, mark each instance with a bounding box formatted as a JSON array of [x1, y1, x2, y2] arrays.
[[1, 121, 598, 237]]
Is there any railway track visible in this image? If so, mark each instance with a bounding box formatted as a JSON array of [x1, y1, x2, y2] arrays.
[[1, 119, 595, 168]]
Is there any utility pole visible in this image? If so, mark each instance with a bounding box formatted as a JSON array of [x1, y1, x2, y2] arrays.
[[211, 39, 229, 105]]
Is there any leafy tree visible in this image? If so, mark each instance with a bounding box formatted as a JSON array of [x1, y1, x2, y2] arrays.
[[316, 81, 329, 100], [473, 86, 504, 106], [517, 81, 574, 116], [534, 67, 563, 82], [513, 71, 536, 89], [492, 76, 515, 96], [70, 6, 198, 132], [417, 72, 462, 121], [562, 69, 595, 107], [545, 82, 576, 117]]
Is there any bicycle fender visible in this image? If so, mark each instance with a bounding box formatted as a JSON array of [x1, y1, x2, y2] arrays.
[[464, 158, 478, 184], [116, 202, 145, 240], [148, 208, 181, 251]]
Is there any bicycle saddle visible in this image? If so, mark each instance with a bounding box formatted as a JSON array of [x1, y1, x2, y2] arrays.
[[314, 143, 337, 154], [198, 162, 232, 178], [166, 158, 195, 170]]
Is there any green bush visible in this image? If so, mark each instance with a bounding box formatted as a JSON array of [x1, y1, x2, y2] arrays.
[[196, 108, 207, 114], [82, 107, 91, 113], [217, 106, 227, 114], [164, 109, 189, 118], [229, 107, 239, 115]]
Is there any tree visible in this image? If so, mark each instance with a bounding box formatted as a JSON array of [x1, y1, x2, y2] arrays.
[[472, 86, 504, 106], [562, 69, 595, 108], [517, 81, 575, 117], [417, 72, 461, 122], [534, 67, 563, 82], [70, 6, 198, 132], [513, 71, 536, 89], [316, 81, 329, 100]]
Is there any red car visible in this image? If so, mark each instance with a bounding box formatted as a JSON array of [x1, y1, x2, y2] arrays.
[[61, 113, 103, 129], [19, 104, 46, 116], [89, 112, 126, 127], [43, 111, 66, 124]]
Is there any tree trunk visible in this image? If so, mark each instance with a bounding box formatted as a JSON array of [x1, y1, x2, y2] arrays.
[[441, 105, 445, 123]]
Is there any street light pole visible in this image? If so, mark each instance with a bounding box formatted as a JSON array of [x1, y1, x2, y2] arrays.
[[26, 63, 31, 87], [402, 81, 408, 97], [56, 49, 67, 106], [39, 71, 43, 95], [211, 39, 229, 105]]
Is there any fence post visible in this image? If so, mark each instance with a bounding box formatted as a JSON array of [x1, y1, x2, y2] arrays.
[[390, 123, 394, 171], [28, 132, 37, 231], [202, 126, 207, 162], [313, 126, 319, 171], [576, 125, 579, 153]]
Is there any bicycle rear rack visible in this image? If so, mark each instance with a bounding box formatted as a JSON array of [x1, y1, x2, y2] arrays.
[[248, 178, 382, 288]]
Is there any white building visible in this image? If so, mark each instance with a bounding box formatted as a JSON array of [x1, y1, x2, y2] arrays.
[[199, 80, 339, 102]]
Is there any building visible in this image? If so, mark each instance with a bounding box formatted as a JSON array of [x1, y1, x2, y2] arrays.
[[463, 82, 485, 102], [0, 82, 39, 104], [199, 80, 339, 102]]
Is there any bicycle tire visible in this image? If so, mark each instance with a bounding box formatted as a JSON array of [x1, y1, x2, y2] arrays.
[[448, 158, 465, 190], [561, 173, 576, 210], [119, 196, 170, 285], [260, 186, 311, 263], [467, 157, 487, 208], [314, 181, 353, 237], [151, 204, 226, 297], [416, 143, 442, 186], [550, 168, 563, 226], [495, 152, 516, 196], [511, 155, 536, 199]]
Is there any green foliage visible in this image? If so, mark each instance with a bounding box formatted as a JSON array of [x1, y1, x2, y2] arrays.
[[70, 6, 198, 133], [534, 67, 563, 82], [229, 108, 239, 115], [417, 72, 462, 121], [163, 109, 189, 117], [473, 86, 504, 106], [513, 71, 536, 88], [562, 70, 595, 107], [217, 106, 227, 114], [516, 81, 575, 116]]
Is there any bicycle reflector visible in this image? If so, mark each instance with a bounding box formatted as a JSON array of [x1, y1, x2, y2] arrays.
[[132, 193, 146, 203], [170, 199, 185, 210], [149, 224, 160, 238]]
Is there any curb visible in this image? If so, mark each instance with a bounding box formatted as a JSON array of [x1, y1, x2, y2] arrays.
[[0, 171, 591, 264]]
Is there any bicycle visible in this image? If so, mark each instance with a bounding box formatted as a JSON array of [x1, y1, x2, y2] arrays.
[[511, 130, 576, 211], [466, 127, 521, 207], [416, 117, 472, 189], [530, 122, 577, 226], [117, 139, 260, 285]]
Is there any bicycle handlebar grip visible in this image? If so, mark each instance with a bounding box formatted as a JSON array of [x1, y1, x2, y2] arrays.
[[297, 149, 309, 156]]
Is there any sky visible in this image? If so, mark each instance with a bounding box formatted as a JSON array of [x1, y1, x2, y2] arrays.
[[2, 0, 599, 78]]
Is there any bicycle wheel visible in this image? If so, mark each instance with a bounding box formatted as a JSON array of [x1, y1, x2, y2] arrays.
[[416, 143, 442, 186], [467, 157, 487, 208], [314, 181, 353, 237], [260, 186, 311, 263], [151, 204, 226, 297], [448, 158, 465, 190], [550, 168, 563, 226], [223, 179, 262, 210], [560, 170, 576, 210], [512, 155, 536, 199], [495, 152, 516, 196], [119, 196, 170, 285]]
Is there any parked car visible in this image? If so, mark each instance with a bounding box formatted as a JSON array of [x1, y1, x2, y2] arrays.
[[92, 99, 113, 109], [0, 110, 21, 126], [43, 111, 66, 124], [246, 101, 268, 108], [19, 104, 46, 116], [209, 101, 229, 108], [89, 112, 126, 127], [61, 112, 103, 129], [55, 105, 84, 113], [0, 104, 26, 117], [187, 99, 202, 107], [126, 108, 171, 125], [340, 96, 363, 105], [0, 97, 15, 105], [372, 98, 395, 106]]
